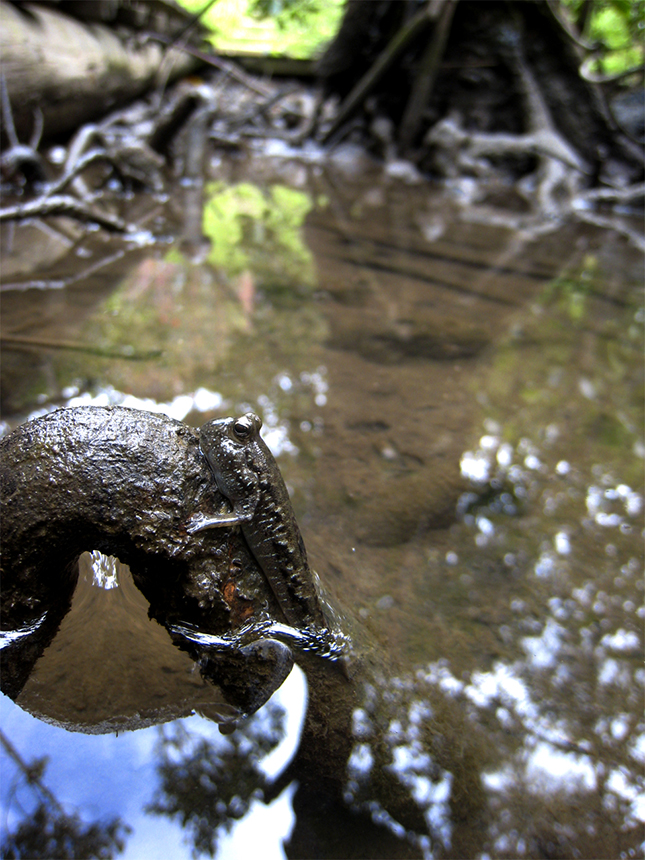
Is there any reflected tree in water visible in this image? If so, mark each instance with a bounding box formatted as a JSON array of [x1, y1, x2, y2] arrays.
[[146, 704, 286, 858], [0, 731, 130, 860], [2, 805, 130, 860]]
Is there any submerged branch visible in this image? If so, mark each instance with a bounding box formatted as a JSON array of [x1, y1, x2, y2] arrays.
[[0, 249, 128, 294], [1, 334, 162, 360]]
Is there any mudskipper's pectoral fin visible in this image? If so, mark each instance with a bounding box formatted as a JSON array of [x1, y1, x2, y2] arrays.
[[187, 497, 257, 534], [187, 512, 242, 533]]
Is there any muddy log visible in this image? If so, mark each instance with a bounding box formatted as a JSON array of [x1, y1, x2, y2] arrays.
[[0, 408, 223, 695], [0, 406, 337, 700], [0, 0, 199, 143]]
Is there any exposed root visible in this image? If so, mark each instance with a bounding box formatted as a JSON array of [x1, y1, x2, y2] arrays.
[[0, 195, 132, 233]]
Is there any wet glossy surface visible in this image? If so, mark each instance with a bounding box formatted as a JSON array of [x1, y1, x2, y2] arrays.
[[1, 151, 643, 858]]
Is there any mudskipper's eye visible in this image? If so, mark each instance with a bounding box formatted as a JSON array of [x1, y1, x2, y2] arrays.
[[233, 418, 251, 439], [232, 413, 261, 441]]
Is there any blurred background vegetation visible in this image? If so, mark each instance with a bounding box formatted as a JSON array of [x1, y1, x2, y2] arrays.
[[562, 0, 645, 74], [176, 0, 345, 59], [176, 0, 644, 76]]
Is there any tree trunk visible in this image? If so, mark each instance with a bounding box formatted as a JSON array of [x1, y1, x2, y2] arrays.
[[0, 0, 198, 144], [316, 0, 643, 184]]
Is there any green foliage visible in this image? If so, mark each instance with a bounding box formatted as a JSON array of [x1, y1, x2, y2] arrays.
[[176, 0, 344, 58], [249, 0, 328, 29], [561, 0, 645, 75]]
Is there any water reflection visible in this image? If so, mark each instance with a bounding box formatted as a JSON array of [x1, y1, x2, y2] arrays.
[[0, 663, 306, 859], [0, 728, 129, 860], [146, 706, 285, 856]]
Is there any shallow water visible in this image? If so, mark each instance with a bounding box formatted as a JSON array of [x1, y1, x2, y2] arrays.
[[1, 152, 643, 859]]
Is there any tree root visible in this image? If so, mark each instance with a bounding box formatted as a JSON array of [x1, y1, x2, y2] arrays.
[[0, 195, 133, 233]]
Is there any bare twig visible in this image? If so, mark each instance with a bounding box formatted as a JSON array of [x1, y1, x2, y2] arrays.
[[44, 147, 109, 198], [1, 73, 19, 147], [545, 0, 598, 52], [230, 86, 298, 131], [29, 107, 44, 151], [0, 730, 64, 815], [574, 210, 645, 252], [147, 32, 272, 97], [0, 74, 48, 181], [166, 0, 219, 48], [578, 182, 645, 204], [580, 57, 645, 86]]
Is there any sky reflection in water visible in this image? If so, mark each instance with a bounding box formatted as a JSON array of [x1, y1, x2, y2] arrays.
[[0, 658, 307, 859]]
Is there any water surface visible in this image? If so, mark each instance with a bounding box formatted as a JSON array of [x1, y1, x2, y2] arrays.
[[1, 153, 643, 858]]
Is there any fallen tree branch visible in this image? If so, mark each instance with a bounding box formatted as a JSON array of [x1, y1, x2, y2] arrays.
[[573, 209, 645, 252], [0, 1, 199, 142], [578, 181, 645, 204], [43, 148, 110, 199]]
